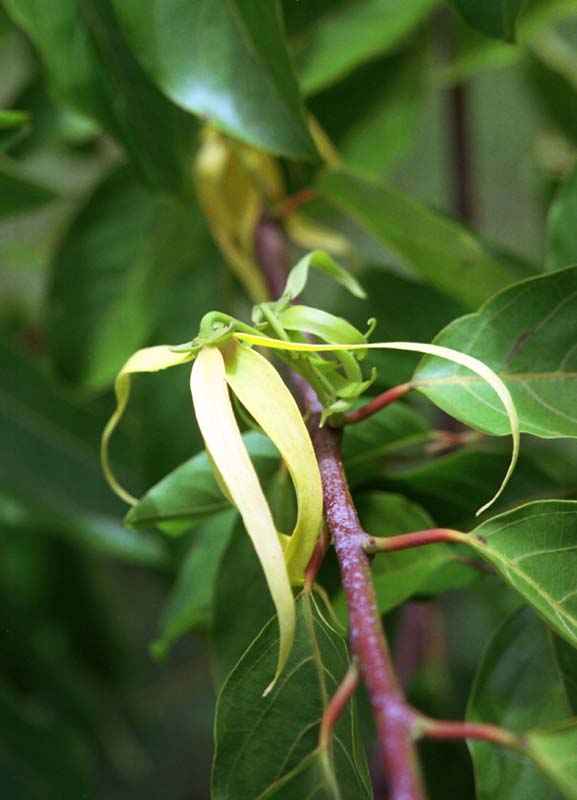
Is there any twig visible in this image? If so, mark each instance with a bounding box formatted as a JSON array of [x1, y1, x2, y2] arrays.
[[341, 384, 413, 426], [319, 659, 361, 749], [416, 716, 522, 749], [363, 529, 468, 554], [256, 218, 426, 800]]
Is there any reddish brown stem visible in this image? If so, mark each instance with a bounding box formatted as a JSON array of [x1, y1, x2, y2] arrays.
[[417, 717, 522, 749], [341, 383, 413, 426], [364, 529, 468, 554], [275, 186, 318, 218], [256, 219, 425, 799], [319, 659, 361, 749]]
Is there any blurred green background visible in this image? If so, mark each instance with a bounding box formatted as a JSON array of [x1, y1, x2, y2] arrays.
[[2, 2, 577, 798]]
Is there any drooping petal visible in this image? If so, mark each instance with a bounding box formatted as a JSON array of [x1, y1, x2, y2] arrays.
[[101, 346, 195, 505], [190, 346, 295, 693], [233, 333, 519, 517], [223, 342, 323, 584]]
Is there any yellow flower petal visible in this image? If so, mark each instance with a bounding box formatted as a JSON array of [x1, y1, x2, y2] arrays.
[[223, 342, 323, 584], [190, 346, 295, 694], [233, 333, 519, 517], [101, 346, 195, 505]]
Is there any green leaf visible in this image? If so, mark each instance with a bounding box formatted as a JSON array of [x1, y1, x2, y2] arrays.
[[527, 722, 577, 799], [317, 169, 518, 309], [309, 48, 424, 177], [211, 520, 275, 690], [414, 266, 577, 439], [467, 501, 577, 649], [5, 0, 197, 192], [335, 493, 476, 618], [212, 591, 372, 800], [0, 160, 56, 218], [292, 0, 435, 95], [125, 432, 280, 536], [527, 30, 577, 147], [283, 249, 366, 301], [468, 607, 577, 799], [0, 109, 30, 150], [47, 167, 203, 391], [449, 0, 527, 42], [548, 160, 577, 271], [384, 449, 558, 527], [152, 511, 236, 657], [112, 0, 316, 160], [342, 401, 431, 487], [0, 345, 167, 565]]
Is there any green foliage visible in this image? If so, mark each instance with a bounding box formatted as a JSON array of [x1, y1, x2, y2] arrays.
[[3, 1, 577, 798]]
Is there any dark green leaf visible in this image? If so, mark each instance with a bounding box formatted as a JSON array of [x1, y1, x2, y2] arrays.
[[449, 0, 526, 42], [468, 607, 577, 799], [342, 402, 432, 487], [211, 520, 275, 689], [527, 30, 577, 147], [292, 0, 435, 95], [47, 166, 203, 391], [112, 0, 316, 159], [468, 501, 577, 648], [125, 432, 280, 536], [212, 591, 372, 800], [317, 169, 518, 308], [414, 266, 577, 439], [5, 0, 197, 191], [0, 161, 56, 217], [152, 511, 236, 657], [548, 160, 577, 271]]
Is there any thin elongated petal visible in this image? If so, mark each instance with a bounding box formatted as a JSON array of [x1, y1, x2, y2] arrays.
[[190, 346, 295, 693], [223, 343, 323, 584], [233, 333, 519, 516], [102, 346, 195, 505]]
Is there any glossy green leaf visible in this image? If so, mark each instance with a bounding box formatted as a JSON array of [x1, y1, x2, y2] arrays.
[[48, 167, 203, 391], [5, 0, 197, 191], [466, 501, 577, 648], [548, 161, 577, 271], [0, 109, 30, 150], [125, 432, 279, 536], [449, 0, 526, 42], [0, 161, 56, 217], [152, 511, 236, 657], [414, 266, 577, 439], [112, 0, 316, 160], [292, 0, 435, 95], [317, 169, 517, 309], [212, 591, 372, 800], [468, 608, 577, 800], [223, 343, 323, 584], [191, 346, 295, 694]]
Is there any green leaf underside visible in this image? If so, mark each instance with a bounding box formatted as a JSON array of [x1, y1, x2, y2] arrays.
[[112, 0, 316, 159], [316, 169, 518, 309], [414, 265, 577, 439], [125, 432, 279, 535], [468, 607, 577, 800], [469, 501, 577, 649], [212, 592, 372, 800], [293, 0, 435, 95], [527, 723, 577, 799]]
